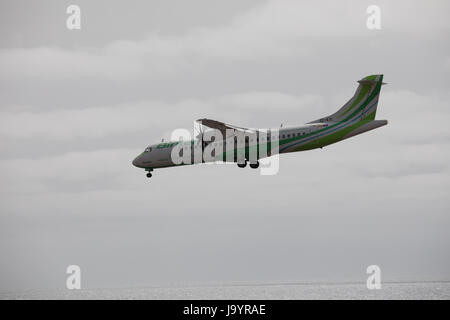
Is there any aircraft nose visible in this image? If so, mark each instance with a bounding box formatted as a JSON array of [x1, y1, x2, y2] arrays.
[[132, 156, 141, 167]]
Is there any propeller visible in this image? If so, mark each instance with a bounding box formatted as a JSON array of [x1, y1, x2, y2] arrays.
[[194, 120, 204, 141]]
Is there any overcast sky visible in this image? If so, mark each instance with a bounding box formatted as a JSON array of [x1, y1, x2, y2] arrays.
[[0, 0, 449, 292]]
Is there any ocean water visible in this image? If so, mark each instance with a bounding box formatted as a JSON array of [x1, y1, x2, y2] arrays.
[[1, 282, 449, 299]]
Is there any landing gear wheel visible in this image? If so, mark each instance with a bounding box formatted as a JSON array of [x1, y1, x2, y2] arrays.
[[237, 160, 247, 168], [249, 161, 259, 169], [146, 172, 152, 178]]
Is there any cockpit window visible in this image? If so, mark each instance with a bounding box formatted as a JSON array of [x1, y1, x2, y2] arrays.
[[145, 147, 152, 152]]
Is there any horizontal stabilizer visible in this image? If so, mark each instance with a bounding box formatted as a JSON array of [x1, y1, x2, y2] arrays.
[[343, 119, 388, 140]]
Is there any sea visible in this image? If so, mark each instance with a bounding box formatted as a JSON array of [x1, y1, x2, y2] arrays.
[[1, 281, 449, 299]]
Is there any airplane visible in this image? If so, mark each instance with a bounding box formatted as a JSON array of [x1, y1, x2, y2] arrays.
[[132, 74, 387, 178]]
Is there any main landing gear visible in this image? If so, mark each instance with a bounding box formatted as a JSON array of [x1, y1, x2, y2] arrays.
[[237, 160, 259, 169], [249, 161, 259, 169], [237, 160, 247, 168]]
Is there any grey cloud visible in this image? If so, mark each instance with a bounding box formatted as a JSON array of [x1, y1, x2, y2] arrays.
[[0, 92, 324, 160], [1, 0, 450, 292], [1, 0, 449, 106]]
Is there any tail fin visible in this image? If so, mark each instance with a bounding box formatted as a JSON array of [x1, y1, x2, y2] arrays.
[[309, 74, 385, 123]]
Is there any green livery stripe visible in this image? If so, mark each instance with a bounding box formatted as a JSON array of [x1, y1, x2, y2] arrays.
[[342, 79, 381, 122], [282, 78, 381, 147], [216, 75, 383, 160], [291, 110, 376, 151], [220, 106, 377, 158], [342, 83, 371, 116], [364, 75, 378, 81], [278, 77, 381, 152], [220, 108, 376, 159], [341, 75, 379, 117]]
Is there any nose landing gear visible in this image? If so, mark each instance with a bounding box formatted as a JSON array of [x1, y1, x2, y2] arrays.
[[145, 168, 153, 178]]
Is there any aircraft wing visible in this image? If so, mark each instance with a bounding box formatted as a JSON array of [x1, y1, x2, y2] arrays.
[[196, 118, 250, 137]]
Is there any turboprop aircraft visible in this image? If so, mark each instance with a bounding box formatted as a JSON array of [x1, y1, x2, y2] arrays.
[[132, 74, 387, 178]]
